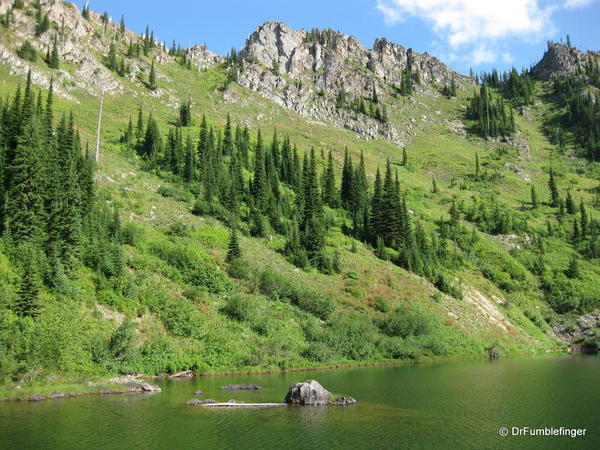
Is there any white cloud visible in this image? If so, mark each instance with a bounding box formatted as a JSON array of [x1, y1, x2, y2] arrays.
[[375, 0, 596, 66], [564, 0, 595, 8], [376, 0, 553, 48]]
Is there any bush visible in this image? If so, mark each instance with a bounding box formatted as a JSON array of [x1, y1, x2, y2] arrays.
[[434, 273, 463, 299], [321, 313, 379, 360], [17, 40, 37, 61], [257, 269, 335, 320], [221, 294, 256, 322], [109, 319, 136, 362], [158, 299, 204, 339], [121, 223, 145, 247], [149, 241, 231, 294], [136, 337, 177, 374], [227, 257, 250, 279], [379, 304, 433, 338]]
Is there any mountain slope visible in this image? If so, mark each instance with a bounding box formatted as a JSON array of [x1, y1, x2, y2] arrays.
[[0, 0, 598, 394]]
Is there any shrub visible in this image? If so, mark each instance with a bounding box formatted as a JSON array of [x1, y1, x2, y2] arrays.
[[17, 40, 37, 61], [221, 294, 256, 322], [257, 269, 335, 320], [149, 241, 231, 294], [158, 299, 204, 339], [379, 304, 433, 338], [227, 257, 250, 279], [322, 313, 379, 360], [109, 319, 136, 361]]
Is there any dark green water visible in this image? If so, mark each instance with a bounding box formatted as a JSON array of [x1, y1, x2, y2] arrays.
[[0, 354, 598, 449]]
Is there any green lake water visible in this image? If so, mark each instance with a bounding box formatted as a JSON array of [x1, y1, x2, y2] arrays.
[[0, 354, 598, 449]]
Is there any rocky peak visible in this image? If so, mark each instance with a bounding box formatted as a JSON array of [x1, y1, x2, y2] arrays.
[[532, 42, 597, 80]]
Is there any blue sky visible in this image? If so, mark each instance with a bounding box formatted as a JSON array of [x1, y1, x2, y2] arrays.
[[76, 1, 599, 75]]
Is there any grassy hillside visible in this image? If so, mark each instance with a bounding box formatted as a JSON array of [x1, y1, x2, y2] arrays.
[[0, 0, 597, 395]]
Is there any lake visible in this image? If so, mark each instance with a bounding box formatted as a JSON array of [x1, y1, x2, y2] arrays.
[[0, 354, 598, 449]]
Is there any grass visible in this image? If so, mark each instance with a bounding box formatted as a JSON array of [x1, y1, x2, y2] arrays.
[[0, 2, 595, 395]]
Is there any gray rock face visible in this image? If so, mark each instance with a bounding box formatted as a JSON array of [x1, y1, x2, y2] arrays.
[[532, 43, 598, 80], [236, 22, 463, 143], [553, 314, 600, 349], [284, 380, 332, 405]]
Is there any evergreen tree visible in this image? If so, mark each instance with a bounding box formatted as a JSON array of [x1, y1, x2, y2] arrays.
[[148, 60, 157, 90], [14, 244, 41, 317], [226, 227, 242, 262], [432, 177, 439, 194], [530, 185, 538, 209], [580, 200, 588, 238], [48, 35, 60, 69], [565, 255, 579, 279], [548, 169, 559, 207], [402, 147, 408, 166], [322, 150, 338, 208], [565, 190, 576, 214]]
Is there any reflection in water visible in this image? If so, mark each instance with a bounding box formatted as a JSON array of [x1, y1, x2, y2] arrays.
[[0, 354, 598, 450]]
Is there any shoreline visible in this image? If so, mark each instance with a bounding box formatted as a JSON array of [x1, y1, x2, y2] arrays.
[[0, 349, 571, 403]]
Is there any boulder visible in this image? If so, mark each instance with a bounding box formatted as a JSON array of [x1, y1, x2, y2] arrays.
[[219, 384, 262, 390], [28, 395, 46, 402], [141, 382, 161, 392], [284, 380, 332, 405], [50, 392, 65, 399], [335, 396, 357, 406], [193, 391, 204, 396]]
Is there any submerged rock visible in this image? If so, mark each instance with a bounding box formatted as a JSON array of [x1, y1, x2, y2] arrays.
[[219, 384, 262, 390], [193, 391, 204, 396], [186, 399, 218, 406], [284, 380, 332, 405], [335, 397, 357, 406]]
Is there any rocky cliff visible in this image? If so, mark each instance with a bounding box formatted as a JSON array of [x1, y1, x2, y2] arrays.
[[233, 22, 465, 143], [532, 42, 598, 80]]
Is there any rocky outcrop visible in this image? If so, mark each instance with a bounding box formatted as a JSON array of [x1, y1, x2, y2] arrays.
[[532, 42, 598, 80], [284, 380, 332, 405], [188, 44, 224, 69], [553, 314, 600, 350], [235, 22, 464, 143]]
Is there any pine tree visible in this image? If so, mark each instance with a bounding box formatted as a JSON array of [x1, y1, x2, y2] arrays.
[[565, 255, 579, 279], [48, 35, 60, 69], [14, 243, 41, 317], [580, 200, 588, 238], [475, 152, 480, 179], [432, 177, 439, 194], [340, 147, 354, 210], [565, 190, 576, 214], [6, 117, 46, 243], [148, 60, 157, 90], [322, 150, 338, 208], [226, 227, 242, 262], [119, 15, 126, 34], [548, 169, 559, 207], [530, 185, 538, 209], [402, 147, 408, 167]]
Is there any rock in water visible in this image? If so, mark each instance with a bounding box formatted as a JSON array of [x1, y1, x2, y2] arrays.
[[284, 380, 332, 405], [141, 382, 161, 392], [219, 384, 262, 390], [28, 395, 46, 402], [335, 397, 357, 406], [186, 399, 217, 406]]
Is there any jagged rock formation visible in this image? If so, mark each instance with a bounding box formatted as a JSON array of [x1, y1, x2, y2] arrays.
[[234, 22, 465, 143], [188, 44, 224, 68], [532, 42, 598, 80]]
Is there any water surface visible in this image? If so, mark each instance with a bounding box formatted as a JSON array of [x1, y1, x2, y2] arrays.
[[0, 354, 598, 449]]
